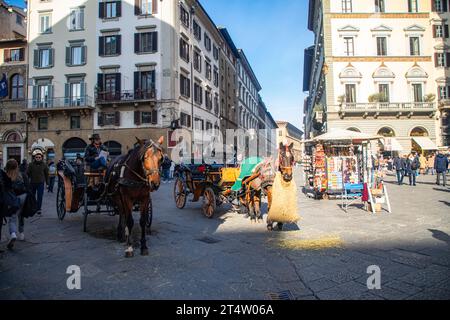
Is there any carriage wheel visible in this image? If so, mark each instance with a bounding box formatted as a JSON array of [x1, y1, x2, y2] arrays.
[[173, 177, 187, 209], [146, 195, 153, 229], [56, 180, 66, 221], [202, 187, 216, 219], [83, 189, 88, 232]]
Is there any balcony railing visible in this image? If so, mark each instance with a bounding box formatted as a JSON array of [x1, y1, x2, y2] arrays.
[[96, 89, 157, 104], [27, 96, 94, 109], [340, 102, 436, 112]]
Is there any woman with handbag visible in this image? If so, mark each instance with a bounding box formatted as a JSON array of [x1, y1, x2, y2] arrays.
[[1, 159, 29, 250]]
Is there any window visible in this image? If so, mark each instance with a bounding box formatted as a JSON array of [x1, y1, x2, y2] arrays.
[[69, 8, 84, 31], [344, 37, 354, 56], [67, 81, 85, 106], [437, 52, 446, 67], [180, 74, 190, 98], [140, 0, 153, 15], [180, 38, 190, 62], [206, 122, 212, 131], [204, 33, 211, 51], [104, 113, 117, 126], [39, 14, 51, 33], [213, 45, 219, 60], [141, 111, 157, 124], [214, 94, 219, 114], [434, 0, 443, 12], [376, 37, 387, 56], [194, 83, 202, 105], [5, 48, 24, 62], [375, 0, 385, 12], [213, 67, 219, 87], [435, 25, 443, 38], [34, 48, 53, 68], [105, 74, 118, 94], [205, 91, 212, 110], [180, 5, 189, 28], [67, 45, 86, 66], [70, 116, 80, 129], [16, 14, 23, 25], [135, 70, 155, 98], [345, 84, 356, 103], [193, 20, 201, 40], [34, 82, 52, 108], [38, 117, 48, 130], [412, 83, 423, 102], [194, 51, 202, 72], [100, 1, 121, 19], [409, 37, 420, 56], [378, 84, 389, 102], [342, 0, 352, 13], [99, 35, 121, 56], [135, 32, 158, 54], [180, 112, 191, 127], [10, 113, 17, 122], [194, 118, 204, 130], [408, 0, 418, 13], [438, 86, 448, 100], [205, 61, 212, 80], [10, 74, 24, 99]]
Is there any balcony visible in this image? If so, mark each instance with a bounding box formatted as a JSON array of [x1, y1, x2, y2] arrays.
[[96, 89, 157, 105], [338, 102, 436, 119], [24, 96, 94, 118]]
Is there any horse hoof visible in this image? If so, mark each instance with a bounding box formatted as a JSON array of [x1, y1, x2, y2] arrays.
[[125, 251, 134, 258], [141, 248, 149, 256], [267, 224, 273, 231]]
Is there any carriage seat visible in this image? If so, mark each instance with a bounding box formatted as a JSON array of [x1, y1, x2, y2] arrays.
[[231, 157, 263, 192]]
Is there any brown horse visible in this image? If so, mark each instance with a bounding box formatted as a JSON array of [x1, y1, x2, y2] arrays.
[[106, 136, 164, 257], [239, 142, 295, 230]]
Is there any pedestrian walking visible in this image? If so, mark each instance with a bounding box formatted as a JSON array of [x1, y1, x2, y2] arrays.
[[19, 159, 28, 174], [434, 151, 449, 186], [427, 153, 436, 175], [387, 157, 393, 172], [406, 153, 420, 186], [47, 160, 56, 193], [27, 149, 49, 215], [393, 154, 404, 185], [161, 154, 172, 183]]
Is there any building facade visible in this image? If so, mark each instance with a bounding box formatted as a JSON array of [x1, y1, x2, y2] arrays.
[[276, 121, 303, 162], [0, 1, 27, 167], [304, 0, 442, 153]]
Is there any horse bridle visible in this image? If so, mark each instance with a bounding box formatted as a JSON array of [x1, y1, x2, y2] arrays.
[[123, 140, 163, 186], [279, 145, 294, 174]]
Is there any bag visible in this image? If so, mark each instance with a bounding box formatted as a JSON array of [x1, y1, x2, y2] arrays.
[[21, 192, 38, 218], [1, 191, 20, 217]]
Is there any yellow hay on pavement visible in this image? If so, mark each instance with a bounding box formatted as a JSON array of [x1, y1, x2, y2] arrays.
[[277, 236, 344, 250], [267, 172, 300, 223]]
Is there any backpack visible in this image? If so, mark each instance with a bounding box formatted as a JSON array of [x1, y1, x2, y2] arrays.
[[21, 192, 38, 218], [1, 190, 20, 217]]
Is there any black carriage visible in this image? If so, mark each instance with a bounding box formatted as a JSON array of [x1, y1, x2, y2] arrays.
[[56, 160, 152, 232]]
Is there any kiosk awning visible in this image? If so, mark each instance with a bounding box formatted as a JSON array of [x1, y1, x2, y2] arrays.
[[412, 137, 438, 150], [381, 138, 403, 151]]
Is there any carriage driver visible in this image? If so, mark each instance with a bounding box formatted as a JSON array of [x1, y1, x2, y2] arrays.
[[84, 133, 108, 171]]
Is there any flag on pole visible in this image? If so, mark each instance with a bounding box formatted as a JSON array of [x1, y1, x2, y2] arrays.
[[0, 74, 8, 98]]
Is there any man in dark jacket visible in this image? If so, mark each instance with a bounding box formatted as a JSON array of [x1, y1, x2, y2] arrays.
[[434, 151, 449, 186], [27, 149, 49, 215], [393, 155, 404, 185], [161, 154, 172, 183], [406, 153, 420, 186], [84, 133, 108, 170]]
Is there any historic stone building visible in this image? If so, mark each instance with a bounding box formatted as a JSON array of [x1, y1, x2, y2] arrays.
[[304, 0, 442, 153], [276, 121, 303, 163], [0, 0, 27, 167]]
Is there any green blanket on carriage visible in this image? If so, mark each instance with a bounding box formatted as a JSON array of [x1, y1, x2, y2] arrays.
[[231, 157, 263, 192]]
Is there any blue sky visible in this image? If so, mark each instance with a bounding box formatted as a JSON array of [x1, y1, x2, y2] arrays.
[[6, 0, 311, 129]]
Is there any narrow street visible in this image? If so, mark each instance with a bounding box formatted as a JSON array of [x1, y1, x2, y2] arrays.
[[1, 169, 449, 300]]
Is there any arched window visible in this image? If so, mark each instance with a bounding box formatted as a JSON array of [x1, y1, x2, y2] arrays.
[[410, 127, 429, 137], [5, 131, 21, 142], [104, 141, 122, 158], [10, 74, 24, 99], [377, 127, 395, 137], [347, 127, 361, 133], [62, 137, 87, 160]]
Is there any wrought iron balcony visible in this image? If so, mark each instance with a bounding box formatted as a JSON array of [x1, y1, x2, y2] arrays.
[[96, 89, 157, 104], [27, 96, 94, 109]]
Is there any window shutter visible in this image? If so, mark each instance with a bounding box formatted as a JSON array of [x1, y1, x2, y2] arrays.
[[80, 82, 86, 105], [64, 83, 70, 106], [117, 1, 122, 17], [19, 48, 24, 61], [134, 71, 139, 95], [32, 85, 38, 108], [66, 47, 71, 65], [445, 0, 449, 12], [433, 25, 437, 38], [116, 35, 122, 55], [99, 2, 105, 18], [445, 24, 449, 38], [48, 85, 53, 106], [447, 86, 450, 97], [115, 73, 121, 94], [152, 0, 158, 14], [98, 112, 104, 127], [436, 52, 440, 67], [432, 0, 436, 11], [152, 32, 158, 52], [446, 52, 450, 67], [4, 48, 10, 62], [134, 110, 141, 125], [49, 48, 54, 67], [134, 33, 140, 53], [33, 49, 39, 67], [115, 111, 121, 126], [151, 109, 157, 124], [99, 36, 105, 56], [97, 74, 104, 93], [135, 0, 140, 15], [81, 46, 86, 64]]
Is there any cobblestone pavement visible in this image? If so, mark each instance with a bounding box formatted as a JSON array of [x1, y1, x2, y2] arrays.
[[1, 168, 449, 300]]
